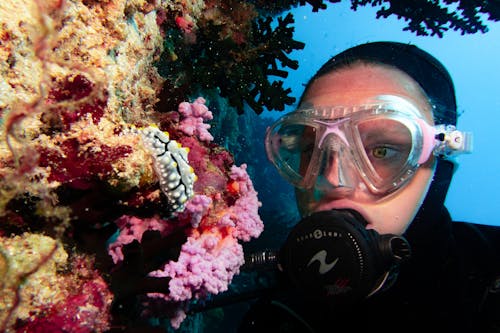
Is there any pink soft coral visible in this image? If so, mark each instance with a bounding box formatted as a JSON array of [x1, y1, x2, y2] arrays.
[[145, 229, 244, 329], [108, 215, 177, 264], [178, 97, 214, 142], [148, 230, 244, 300], [107, 98, 264, 330], [177, 194, 212, 228], [107, 163, 263, 329], [224, 164, 263, 241], [142, 163, 262, 328]]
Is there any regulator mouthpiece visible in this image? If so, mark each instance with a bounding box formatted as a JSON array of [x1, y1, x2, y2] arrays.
[[279, 209, 411, 305]]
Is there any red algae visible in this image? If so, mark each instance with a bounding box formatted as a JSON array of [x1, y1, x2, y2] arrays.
[[38, 139, 133, 190], [48, 74, 95, 102], [0, 234, 112, 333]]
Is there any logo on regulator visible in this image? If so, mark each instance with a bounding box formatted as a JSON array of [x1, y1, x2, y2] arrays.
[[307, 250, 339, 275]]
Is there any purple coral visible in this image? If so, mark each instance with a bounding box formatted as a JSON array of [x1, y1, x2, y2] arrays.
[[223, 164, 264, 241], [146, 231, 245, 328], [178, 97, 214, 142], [177, 194, 212, 228], [105, 98, 264, 330], [107, 163, 263, 329], [108, 215, 176, 264]]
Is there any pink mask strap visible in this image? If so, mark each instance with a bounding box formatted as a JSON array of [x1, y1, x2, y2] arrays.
[[417, 118, 437, 164]]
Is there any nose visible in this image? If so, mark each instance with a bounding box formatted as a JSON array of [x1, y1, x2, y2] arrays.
[[324, 150, 342, 187], [314, 137, 357, 196]]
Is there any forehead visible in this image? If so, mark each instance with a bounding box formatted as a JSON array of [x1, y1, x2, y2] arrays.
[[303, 62, 434, 123]]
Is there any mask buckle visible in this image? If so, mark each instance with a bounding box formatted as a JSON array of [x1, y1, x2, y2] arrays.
[[434, 125, 473, 159]]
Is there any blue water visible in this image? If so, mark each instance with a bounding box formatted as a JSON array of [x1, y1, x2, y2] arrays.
[[264, 2, 500, 226]]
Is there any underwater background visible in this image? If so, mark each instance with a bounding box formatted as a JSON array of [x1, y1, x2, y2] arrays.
[[0, 1, 498, 332]]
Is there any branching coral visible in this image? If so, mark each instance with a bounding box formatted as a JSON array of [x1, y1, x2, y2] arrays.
[[251, 0, 500, 37], [156, 5, 305, 115], [360, 0, 500, 37]]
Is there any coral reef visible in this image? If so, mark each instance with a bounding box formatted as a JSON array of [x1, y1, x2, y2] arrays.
[[0, 233, 112, 332], [0, 0, 265, 331], [0, 0, 165, 232], [251, 0, 500, 37]]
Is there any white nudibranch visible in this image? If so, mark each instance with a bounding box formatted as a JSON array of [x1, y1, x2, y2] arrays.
[[137, 126, 197, 212]]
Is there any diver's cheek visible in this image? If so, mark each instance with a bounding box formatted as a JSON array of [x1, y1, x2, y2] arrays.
[[366, 163, 436, 235], [294, 159, 435, 235]]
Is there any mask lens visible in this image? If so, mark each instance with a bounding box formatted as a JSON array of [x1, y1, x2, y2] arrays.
[[356, 118, 414, 185], [266, 105, 426, 196], [267, 121, 318, 186]]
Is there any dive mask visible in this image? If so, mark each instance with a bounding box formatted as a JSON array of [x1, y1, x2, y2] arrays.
[[265, 95, 472, 200]]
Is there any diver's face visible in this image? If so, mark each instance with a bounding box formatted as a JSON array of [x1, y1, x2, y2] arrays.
[[296, 62, 435, 235]]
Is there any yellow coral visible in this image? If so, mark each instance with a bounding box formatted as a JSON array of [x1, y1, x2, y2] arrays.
[[0, 0, 168, 224], [0, 233, 67, 329], [0, 233, 113, 332]]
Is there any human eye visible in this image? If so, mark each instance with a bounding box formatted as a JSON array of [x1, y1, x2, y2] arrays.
[[367, 144, 404, 160], [357, 117, 414, 177], [371, 145, 399, 158], [364, 142, 410, 178]]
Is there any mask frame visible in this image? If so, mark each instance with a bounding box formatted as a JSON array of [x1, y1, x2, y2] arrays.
[[265, 95, 472, 200]]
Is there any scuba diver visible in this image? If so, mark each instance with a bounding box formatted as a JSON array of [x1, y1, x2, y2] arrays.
[[236, 42, 500, 332]]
